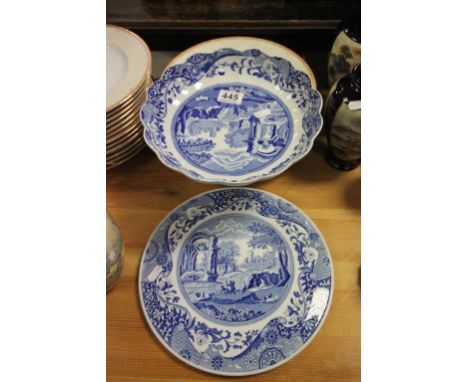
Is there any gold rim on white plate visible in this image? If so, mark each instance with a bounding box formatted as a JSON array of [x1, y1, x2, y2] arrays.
[[107, 137, 144, 157], [106, 145, 145, 169], [106, 25, 152, 112], [106, 136, 146, 165], [107, 74, 151, 118], [106, 122, 143, 151], [107, 108, 143, 137], [106, 101, 145, 131], [106, 91, 147, 128], [106, 86, 146, 122], [107, 136, 146, 160], [106, 116, 143, 142], [106, 122, 144, 152], [107, 84, 145, 119]]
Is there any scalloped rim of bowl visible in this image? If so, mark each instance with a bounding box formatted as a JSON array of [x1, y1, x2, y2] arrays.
[[141, 37, 323, 186]]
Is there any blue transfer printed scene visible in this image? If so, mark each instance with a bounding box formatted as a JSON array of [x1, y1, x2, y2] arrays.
[[178, 214, 292, 324], [172, 83, 293, 175]]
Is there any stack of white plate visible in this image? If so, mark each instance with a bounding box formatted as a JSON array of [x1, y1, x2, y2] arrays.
[[106, 25, 152, 169]]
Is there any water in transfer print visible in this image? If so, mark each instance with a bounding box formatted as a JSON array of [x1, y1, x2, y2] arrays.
[[178, 214, 292, 324], [172, 84, 292, 175]]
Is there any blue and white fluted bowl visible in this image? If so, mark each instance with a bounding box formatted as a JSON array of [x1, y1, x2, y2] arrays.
[[141, 37, 323, 185]]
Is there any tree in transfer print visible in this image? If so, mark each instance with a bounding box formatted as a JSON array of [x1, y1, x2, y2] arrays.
[[247, 222, 290, 286], [218, 240, 239, 273]]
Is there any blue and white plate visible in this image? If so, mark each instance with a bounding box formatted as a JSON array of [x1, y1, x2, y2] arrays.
[[141, 37, 323, 185], [139, 188, 333, 376]]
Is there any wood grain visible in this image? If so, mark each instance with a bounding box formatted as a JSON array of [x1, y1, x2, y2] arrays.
[[106, 133, 361, 381]]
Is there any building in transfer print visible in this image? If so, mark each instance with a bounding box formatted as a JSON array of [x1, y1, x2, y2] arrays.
[[246, 115, 287, 158], [180, 232, 220, 282]]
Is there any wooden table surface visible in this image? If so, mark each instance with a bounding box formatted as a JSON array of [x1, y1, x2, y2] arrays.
[[106, 133, 361, 382]]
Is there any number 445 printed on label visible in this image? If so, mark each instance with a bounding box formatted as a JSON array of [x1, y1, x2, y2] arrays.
[[217, 89, 244, 105]]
